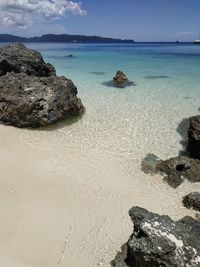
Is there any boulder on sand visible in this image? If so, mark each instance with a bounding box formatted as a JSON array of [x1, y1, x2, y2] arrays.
[[0, 73, 84, 128], [187, 115, 200, 159], [0, 43, 85, 128], [112, 206, 200, 267]]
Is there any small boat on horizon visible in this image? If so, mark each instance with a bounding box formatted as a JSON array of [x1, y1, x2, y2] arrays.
[[194, 36, 200, 44]]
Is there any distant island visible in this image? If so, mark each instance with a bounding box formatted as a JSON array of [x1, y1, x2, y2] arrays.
[[0, 34, 134, 43]]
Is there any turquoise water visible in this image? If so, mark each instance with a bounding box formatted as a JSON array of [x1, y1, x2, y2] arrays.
[[29, 42, 200, 98], [20, 43, 200, 158]]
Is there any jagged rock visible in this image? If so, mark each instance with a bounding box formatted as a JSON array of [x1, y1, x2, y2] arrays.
[[125, 206, 200, 267], [0, 43, 85, 128], [183, 192, 200, 212], [0, 43, 56, 77], [156, 156, 200, 188], [0, 73, 84, 128], [187, 115, 200, 159], [142, 154, 200, 188], [113, 70, 129, 84]]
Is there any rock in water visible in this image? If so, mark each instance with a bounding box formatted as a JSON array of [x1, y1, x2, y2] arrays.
[[113, 70, 129, 84], [183, 192, 200, 212], [0, 43, 56, 77], [0, 43, 85, 128], [125, 207, 200, 267], [156, 156, 200, 187], [141, 153, 161, 174], [187, 115, 200, 159], [142, 155, 200, 188]]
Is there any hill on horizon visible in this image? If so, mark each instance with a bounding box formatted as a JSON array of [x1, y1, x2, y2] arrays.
[[0, 34, 134, 43]]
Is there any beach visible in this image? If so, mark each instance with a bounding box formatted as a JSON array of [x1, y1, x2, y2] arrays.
[[0, 43, 200, 266]]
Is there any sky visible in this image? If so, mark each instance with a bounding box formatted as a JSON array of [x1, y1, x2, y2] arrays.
[[0, 0, 200, 41]]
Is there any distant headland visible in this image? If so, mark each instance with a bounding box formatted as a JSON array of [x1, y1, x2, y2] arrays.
[[0, 34, 134, 43]]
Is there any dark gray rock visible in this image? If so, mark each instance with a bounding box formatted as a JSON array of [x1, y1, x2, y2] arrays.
[[125, 206, 200, 267], [183, 192, 200, 212], [110, 244, 128, 267], [0, 43, 85, 128], [0, 73, 84, 128], [142, 154, 200, 188], [0, 43, 56, 77], [113, 70, 129, 84], [187, 115, 200, 159], [156, 156, 200, 188]]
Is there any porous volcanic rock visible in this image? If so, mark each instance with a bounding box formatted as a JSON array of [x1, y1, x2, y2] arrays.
[[0, 43, 85, 127], [0, 73, 84, 128], [123, 207, 200, 267], [187, 115, 200, 159], [0, 43, 56, 77], [183, 192, 200, 212]]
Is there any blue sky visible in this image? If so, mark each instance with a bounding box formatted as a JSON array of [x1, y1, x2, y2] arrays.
[[0, 0, 200, 41]]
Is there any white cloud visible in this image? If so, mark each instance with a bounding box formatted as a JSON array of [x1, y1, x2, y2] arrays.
[[0, 0, 86, 28]]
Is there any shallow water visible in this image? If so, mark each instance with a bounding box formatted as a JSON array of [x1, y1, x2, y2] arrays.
[[0, 43, 200, 267]]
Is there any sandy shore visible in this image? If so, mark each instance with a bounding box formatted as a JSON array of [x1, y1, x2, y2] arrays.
[[0, 109, 199, 267]]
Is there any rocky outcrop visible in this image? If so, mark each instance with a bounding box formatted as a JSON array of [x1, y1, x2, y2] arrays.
[[0, 43, 56, 77], [0, 43, 85, 128], [116, 207, 200, 267], [187, 115, 200, 159], [156, 156, 200, 188], [183, 192, 200, 212], [0, 73, 84, 128], [142, 154, 200, 188], [113, 70, 129, 84]]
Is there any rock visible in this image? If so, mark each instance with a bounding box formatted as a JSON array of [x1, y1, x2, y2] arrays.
[[183, 192, 200, 212], [113, 70, 129, 84], [110, 244, 128, 267], [0, 43, 85, 128], [142, 154, 200, 188], [141, 153, 161, 174], [125, 206, 200, 267], [0, 73, 84, 128], [0, 43, 56, 77], [187, 115, 200, 159], [66, 54, 73, 58], [156, 156, 200, 188]]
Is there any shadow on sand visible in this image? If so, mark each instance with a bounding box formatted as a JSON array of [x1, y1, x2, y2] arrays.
[[26, 112, 85, 132], [90, 71, 106, 76], [102, 80, 137, 88], [144, 75, 170, 79], [176, 118, 189, 156]]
